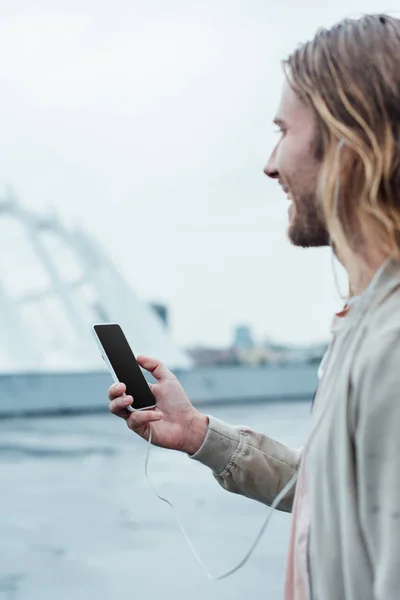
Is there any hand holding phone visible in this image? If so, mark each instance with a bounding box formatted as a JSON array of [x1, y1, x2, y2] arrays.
[[93, 323, 208, 454], [96, 324, 282, 580]]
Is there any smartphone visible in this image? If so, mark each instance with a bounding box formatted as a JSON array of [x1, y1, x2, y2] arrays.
[[92, 323, 156, 411]]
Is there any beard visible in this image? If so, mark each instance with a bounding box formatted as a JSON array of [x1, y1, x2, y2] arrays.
[[288, 192, 330, 247]]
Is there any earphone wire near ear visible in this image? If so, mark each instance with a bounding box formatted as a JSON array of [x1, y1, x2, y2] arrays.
[[330, 139, 348, 300], [333, 139, 345, 218]]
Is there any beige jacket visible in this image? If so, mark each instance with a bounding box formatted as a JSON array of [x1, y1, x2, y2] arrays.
[[191, 258, 400, 599]]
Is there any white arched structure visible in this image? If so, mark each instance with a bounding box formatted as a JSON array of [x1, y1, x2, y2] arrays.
[[0, 189, 191, 373]]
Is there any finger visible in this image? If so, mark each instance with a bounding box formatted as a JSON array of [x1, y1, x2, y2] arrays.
[[136, 355, 172, 382], [109, 394, 133, 420], [126, 409, 163, 431], [108, 382, 126, 401]]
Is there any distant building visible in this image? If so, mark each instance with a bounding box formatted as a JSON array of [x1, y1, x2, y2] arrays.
[[186, 346, 241, 367], [234, 344, 277, 366], [233, 325, 254, 349], [185, 324, 328, 368]]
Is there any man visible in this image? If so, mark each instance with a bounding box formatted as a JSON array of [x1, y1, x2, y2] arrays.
[[108, 14, 400, 600]]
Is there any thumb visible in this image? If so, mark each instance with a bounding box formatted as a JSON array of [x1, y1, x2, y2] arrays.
[[136, 355, 171, 382]]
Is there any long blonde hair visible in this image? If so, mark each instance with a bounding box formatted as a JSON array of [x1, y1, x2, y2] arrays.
[[284, 14, 400, 264]]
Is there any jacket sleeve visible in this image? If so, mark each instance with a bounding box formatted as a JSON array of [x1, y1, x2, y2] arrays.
[[189, 415, 301, 513], [354, 331, 400, 599]]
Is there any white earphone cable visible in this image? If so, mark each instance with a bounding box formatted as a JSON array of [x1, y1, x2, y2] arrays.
[[145, 428, 298, 580]]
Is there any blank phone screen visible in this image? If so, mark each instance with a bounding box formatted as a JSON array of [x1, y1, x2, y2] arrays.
[[94, 324, 156, 410]]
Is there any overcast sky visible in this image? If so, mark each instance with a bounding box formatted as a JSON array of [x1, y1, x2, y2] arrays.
[[0, 0, 395, 349]]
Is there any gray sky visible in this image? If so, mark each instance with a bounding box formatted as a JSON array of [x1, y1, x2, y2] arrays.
[[0, 0, 394, 349]]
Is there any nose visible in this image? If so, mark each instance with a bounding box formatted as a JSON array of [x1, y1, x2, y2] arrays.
[[264, 146, 279, 180]]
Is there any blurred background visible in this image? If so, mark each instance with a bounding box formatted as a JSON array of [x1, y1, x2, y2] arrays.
[[0, 0, 391, 598]]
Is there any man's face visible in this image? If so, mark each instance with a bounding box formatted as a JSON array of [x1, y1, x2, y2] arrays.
[[264, 80, 330, 247]]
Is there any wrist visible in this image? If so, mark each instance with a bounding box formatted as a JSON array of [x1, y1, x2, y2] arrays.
[[182, 411, 209, 455]]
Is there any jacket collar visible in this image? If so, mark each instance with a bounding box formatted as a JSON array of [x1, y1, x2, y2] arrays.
[[335, 257, 400, 333]]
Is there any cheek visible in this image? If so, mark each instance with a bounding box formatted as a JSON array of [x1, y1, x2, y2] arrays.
[[277, 135, 315, 191], [276, 138, 293, 182]]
